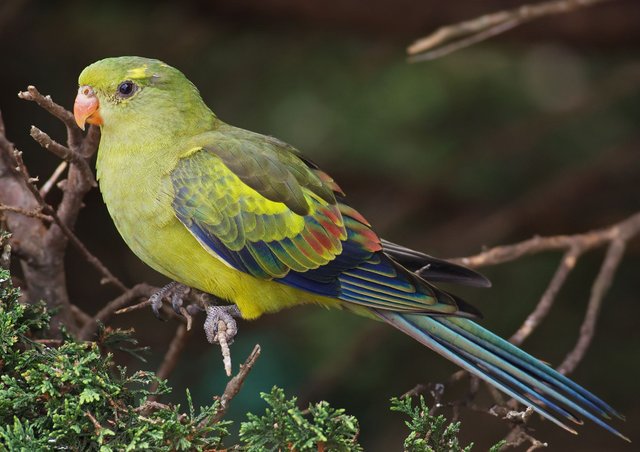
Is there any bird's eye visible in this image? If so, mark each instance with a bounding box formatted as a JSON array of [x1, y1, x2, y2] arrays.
[[116, 80, 137, 98]]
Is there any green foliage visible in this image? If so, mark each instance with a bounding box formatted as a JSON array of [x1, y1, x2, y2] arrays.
[[240, 386, 362, 451], [390, 395, 506, 452], [0, 269, 230, 451]]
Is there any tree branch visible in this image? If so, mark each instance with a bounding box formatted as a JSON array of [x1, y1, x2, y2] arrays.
[[557, 237, 627, 375], [407, 0, 617, 62], [149, 323, 191, 399], [509, 246, 581, 345], [79, 283, 157, 340], [18, 85, 84, 148], [29, 126, 95, 188], [209, 344, 261, 425], [450, 212, 640, 269]]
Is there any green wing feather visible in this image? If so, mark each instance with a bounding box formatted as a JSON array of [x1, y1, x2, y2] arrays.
[[170, 128, 346, 279]]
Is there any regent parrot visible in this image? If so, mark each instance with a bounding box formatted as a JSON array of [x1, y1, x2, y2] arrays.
[[73, 56, 627, 440]]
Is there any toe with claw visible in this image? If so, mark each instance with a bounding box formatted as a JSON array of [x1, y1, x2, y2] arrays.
[[149, 281, 195, 321], [204, 304, 241, 376], [204, 304, 241, 345]]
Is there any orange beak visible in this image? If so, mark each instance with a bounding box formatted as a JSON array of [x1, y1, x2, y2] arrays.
[[74, 85, 103, 130]]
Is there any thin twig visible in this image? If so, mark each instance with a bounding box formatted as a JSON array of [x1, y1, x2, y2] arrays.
[[149, 324, 191, 399], [18, 85, 83, 148], [0, 203, 53, 222], [11, 148, 125, 292], [557, 238, 627, 375], [79, 283, 156, 340], [509, 246, 581, 345], [30, 126, 95, 187], [39, 161, 68, 198], [501, 423, 548, 451], [451, 212, 640, 268], [52, 216, 127, 291], [208, 344, 261, 425], [134, 400, 170, 416], [407, 0, 616, 62], [84, 411, 103, 434], [70, 304, 93, 327], [115, 299, 152, 315], [401, 212, 639, 446]]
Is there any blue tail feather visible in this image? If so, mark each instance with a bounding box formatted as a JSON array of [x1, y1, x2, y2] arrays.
[[442, 317, 622, 420], [374, 310, 629, 442]]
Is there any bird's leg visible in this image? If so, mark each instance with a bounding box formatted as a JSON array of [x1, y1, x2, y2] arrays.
[[203, 304, 241, 345]]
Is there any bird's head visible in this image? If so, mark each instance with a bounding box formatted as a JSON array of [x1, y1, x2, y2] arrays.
[[74, 56, 213, 133]]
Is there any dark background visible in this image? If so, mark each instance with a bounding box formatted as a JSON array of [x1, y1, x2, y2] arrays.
[[1, 0, 638, 450]]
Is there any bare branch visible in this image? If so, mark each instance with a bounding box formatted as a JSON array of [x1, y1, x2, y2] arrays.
[[400, 212, 639, 446], [407, 0, 616, 62], [500, 423, 548, 451], [18, 85, 83, 148], [209, 344, 261, 425], [52, 216, 128, 291], [10, 149, 126, 293], [454, 213, 640, 362], [84, 411, 104, 435], [558, 238, 627, 375], [0, 230, 10, 271], [149, 324, 191, 398], [0, 203, 53, 223], [39, 161, 68, 198], [115, 299, 152, 315], [70, 304, 93, 327], [0, 114, 75, 331], [451, 212, 640, 268], [80, 125, 101, 158], [79, 283, 157, 340], [30, 126, 95, 187], [509, 246, 581, 345]]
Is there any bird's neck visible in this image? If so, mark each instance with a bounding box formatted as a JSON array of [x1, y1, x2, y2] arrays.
[[96, 104, 218, 180]]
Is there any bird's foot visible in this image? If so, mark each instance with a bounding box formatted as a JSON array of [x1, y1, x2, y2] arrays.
[[204, 304, 241, 345], [148, 283, 241, 375], [149, 281, 201, 327], [204, 304, 241, 376]]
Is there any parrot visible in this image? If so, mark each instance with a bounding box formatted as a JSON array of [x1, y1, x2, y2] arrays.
[[73, 56, 627, 440]]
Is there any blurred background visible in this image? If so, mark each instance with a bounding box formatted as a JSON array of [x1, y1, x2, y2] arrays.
[[1, 0, 638, 449]]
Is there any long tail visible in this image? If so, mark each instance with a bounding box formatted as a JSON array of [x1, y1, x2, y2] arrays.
[[375, 310, 629, 441]]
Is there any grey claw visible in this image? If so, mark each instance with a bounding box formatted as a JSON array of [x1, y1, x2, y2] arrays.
[[150, 300, 164, 320], [204, 305, 241, 344], [170, 285, 190, 315], [148, 281, 182, 320], [186, 304, 203, 316]]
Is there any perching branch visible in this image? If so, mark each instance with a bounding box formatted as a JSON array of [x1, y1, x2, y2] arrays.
[[407, 0, 617, 62], [209, 344, 262, 425], [79, 283, 157, 340]]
